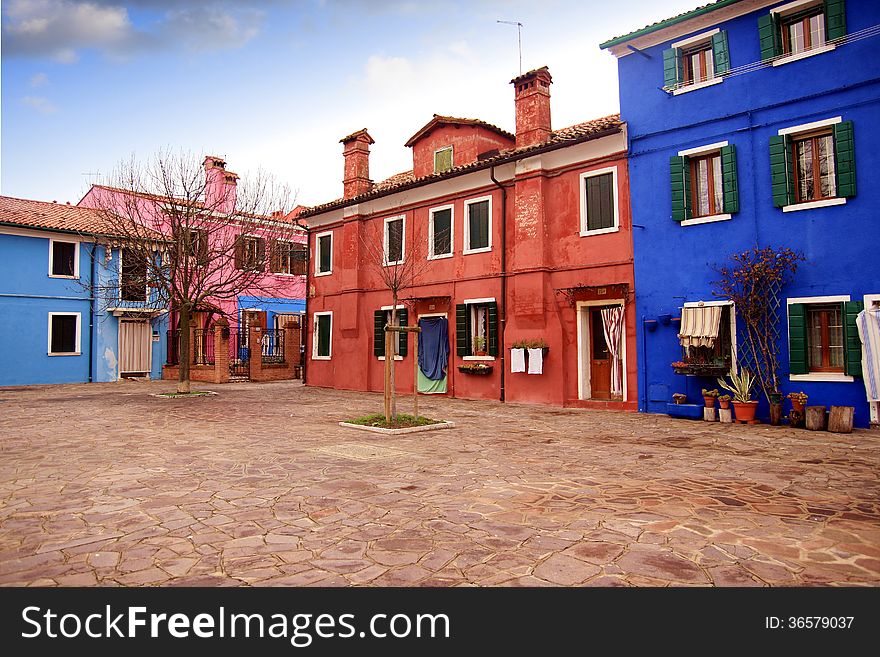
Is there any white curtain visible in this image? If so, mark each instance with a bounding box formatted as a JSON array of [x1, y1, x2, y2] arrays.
[[601, 306, 624, 397], [120, 321, 151, 374]]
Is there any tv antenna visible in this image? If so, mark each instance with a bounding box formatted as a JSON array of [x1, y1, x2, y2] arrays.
[[497, 20, 523, 74]]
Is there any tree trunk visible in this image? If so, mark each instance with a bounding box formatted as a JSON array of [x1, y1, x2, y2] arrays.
[[390, 297, 397, 420], [177, 301, 191, 394], [805, 405, 826, 431], [828, 406, 854, 433]]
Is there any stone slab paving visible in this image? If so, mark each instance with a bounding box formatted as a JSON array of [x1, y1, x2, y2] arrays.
[[0, 380, 878, 587]]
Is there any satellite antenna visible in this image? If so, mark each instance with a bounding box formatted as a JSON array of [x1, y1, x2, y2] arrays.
[[497, 20, 523, 75]]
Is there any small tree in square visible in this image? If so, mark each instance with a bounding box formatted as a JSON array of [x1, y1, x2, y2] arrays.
[[713, 246, 804, 403]]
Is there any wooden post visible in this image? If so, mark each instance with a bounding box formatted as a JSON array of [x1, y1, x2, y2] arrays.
[[805, 405, 826, 431], [384, 329, 392, 423], [413, 330, 419, 421], [828, 406, 854, 433]]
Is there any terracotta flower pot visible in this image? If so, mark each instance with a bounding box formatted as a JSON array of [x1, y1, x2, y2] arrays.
[[719, 400, 730, 410], [703, 396, 716, 408], [791, 399, 805, 413], [732, 401, 758, 422]]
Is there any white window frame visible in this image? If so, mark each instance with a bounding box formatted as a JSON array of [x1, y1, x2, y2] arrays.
[[579, 166, 620, 237], [383, 215, 406, 266], [377, 304, 406, 361], [314, 230, 333, 276], [670, 28, 724, 96], [786, 295, 854, 382], [48, 238, 80, 279], [47, 312, 81, 356], [463, 195, 493, 255], [312, 311, 333, 360], [119, 248, 149, 303], [682, 300, 737, 375], [462, 296, 496, 361], [428, 204, 454, 260], [778, 117, 846, 213], [434, 146, 454, 173], [677, 142, 733, 226]]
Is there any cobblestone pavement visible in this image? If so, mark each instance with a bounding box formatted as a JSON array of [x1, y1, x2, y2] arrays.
[[1, 380, 878, 587]]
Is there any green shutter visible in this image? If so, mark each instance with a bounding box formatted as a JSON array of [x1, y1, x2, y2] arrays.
[[712, 30, 730, 75], [788, 304, 809, 375], [662, 47, 679, 89], [487, 302, 499, 357], [758, 13, 779, 61], [398, 308, 408, 357], [670, 155, 690, 221], [720, 144, 739, 214], [833, 120, 856, 198], [769, 135, 794, 208], [317, 315, 331, 357], [843, 300, 863, 377], [455, 304, 469, 357], [373, 310, 384, 357], [825, 0, 847, 40]]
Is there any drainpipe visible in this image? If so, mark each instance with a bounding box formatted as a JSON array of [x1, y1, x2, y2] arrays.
[[88, 242, 96, 383], [302, 232, 310, 385], [490, 165, 507, 402], [640, 316, 648, 412]]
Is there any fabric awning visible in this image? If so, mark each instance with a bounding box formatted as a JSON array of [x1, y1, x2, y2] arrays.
[[679, 305, 722, 348]]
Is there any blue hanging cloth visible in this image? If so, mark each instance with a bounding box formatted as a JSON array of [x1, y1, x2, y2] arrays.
[[418, 317, 449, 380]]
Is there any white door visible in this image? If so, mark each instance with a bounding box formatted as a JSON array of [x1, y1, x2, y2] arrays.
[[119, 320, 152, 376]]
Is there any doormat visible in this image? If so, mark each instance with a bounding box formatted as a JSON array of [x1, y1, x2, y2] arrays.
[[310, 442, 411, 461]]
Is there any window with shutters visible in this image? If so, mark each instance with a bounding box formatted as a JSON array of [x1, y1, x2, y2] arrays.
[[273, 240, 307, 276], [235, 235, 264, 271], [671, 141, 739, 225], [48, 312, 80, 355], [184, 228, 208, 262], [456, 299, 498, 359], [787, 296, 861, 381], [121, 248, 148, 302], [428, 205, 453, 259], [373, 307, 408, 359], [434, 147, 453, 174], [580, 167, 619, 236], [760, 0, 844, 66], [313, 311, 332, 359], [771, 118, 855, 212], [49, 239, 78, 278], [315, 231, 333, 275], [464, 196, 491, 254], [383, 216, 405, 265], [663, 29, 729, 95]]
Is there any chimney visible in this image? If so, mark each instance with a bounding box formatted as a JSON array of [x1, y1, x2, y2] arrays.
[[203, 155, 238, 213], [511, 67, 552, 148], [340, 129, 374, 199]]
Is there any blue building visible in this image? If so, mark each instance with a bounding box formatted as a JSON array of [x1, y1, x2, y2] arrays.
[[601, 0, 879, 426], [0, 196, 167, 386]]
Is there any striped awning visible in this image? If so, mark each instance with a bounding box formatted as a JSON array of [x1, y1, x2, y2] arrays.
[[679, 305, 722, 348]]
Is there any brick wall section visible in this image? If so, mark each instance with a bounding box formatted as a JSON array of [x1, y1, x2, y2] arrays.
[[213, 320, 230, 384]]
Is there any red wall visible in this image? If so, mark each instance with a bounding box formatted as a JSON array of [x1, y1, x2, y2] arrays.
[[411, 124, 514, 179]]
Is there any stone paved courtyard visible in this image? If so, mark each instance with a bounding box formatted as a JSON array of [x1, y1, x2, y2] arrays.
[[1, 380, 878, 587]]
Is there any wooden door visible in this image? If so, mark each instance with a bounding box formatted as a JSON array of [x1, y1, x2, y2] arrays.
[[590, 309, 611, 400]]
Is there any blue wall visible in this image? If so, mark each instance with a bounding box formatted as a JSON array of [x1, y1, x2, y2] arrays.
[[238, 295, 305, 329], [615, 0, 880, 426], [0, 231, 167, 386]]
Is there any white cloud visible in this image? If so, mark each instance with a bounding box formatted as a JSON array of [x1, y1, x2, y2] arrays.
[[29, 72, 49, 87], [21, 95, 58, 114]]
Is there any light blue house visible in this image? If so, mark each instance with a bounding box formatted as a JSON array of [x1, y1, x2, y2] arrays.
[[0, 195, 167, 386], [602, 0, 879, 426]]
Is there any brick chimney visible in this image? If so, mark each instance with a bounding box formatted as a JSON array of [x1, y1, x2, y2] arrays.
[[203, 155, 238, 213], [340, 129, 374, 199], [511, 67, 552, 148]]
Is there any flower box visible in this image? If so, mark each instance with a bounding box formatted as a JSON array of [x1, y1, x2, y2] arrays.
[[672, 363, 730, 377], [458, 364, 493, 375]]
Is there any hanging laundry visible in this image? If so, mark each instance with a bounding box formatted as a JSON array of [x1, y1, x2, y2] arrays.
[[856, 307, 880, 402], [510, 347, 526, 373], [527, 348, 543, 375]]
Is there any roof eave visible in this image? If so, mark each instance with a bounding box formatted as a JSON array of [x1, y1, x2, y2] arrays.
[[599, 0, 743, 49]]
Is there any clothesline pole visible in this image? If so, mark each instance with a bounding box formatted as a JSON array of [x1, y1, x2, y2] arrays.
[[413, 330, 419, 420], [384, 330, 392, 422]]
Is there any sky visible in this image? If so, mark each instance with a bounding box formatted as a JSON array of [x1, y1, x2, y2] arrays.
[[2, 0, 701, 208]]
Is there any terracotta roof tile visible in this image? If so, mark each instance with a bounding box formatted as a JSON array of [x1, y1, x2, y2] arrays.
[[301, 114, 622, 218], [0, 195, 152, 238]]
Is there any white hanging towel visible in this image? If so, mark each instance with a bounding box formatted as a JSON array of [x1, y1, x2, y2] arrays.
[[510, 348, 526, 373], [856, 308, 880, 402], [527, 348, 543, 375]]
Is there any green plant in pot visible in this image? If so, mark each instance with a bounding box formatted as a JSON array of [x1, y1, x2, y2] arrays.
[[701, 388, 719, 408], [472, 336, 487, 356], [717, 368, 757, 422], [718, 394, 731, 410]]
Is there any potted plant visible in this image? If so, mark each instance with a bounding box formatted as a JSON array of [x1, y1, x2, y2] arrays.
[[701, 388, 719, 408], [718, 394, 731, 410], [788, 391, 808, 413], [473, 336, 487, 356], [458, 362, 493, 375], [717, 368, 757, 422]]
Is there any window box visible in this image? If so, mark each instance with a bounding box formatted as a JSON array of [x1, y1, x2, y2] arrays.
[[458, 363, 493, 375], [672, 363, 730, 377]]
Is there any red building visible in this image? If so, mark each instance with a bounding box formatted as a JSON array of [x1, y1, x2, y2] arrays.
[[301, 67, 636, 409]]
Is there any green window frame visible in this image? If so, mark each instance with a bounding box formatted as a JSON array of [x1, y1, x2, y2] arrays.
[[464, 197, 491, 253], [373, 307, 409, 358], [788, 300, 862, 376], [315, 232, 332, 274], [434, 147, 453, 174], [455, 301, 498, 357], [663, 30, 730, 90], [758, 0, 846, 61], [670, 143, 738, 221]]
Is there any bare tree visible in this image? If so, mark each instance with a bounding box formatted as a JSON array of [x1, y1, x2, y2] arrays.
[[82, 150, 301, 393], [359, 208, 435, 420]]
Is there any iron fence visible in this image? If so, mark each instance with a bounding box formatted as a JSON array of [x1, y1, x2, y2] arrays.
[[192, 328, 215, 365], [262, 329, 285, 364]]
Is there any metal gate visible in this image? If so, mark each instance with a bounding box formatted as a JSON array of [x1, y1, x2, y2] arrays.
[[227, 328, 250, 380]]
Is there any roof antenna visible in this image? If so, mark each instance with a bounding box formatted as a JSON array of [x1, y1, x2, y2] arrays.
[[497, 20, 523, 74]]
